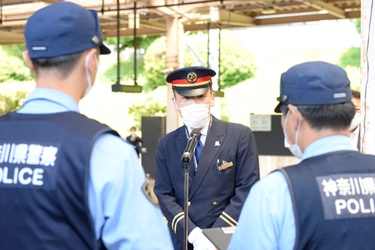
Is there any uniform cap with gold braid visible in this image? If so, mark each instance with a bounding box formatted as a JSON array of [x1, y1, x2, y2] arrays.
[[166, 66, 216, 97]]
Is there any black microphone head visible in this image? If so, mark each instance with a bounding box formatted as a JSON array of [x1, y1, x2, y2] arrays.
[[190, 129, 201, 139], [181, 129, 201, 164]]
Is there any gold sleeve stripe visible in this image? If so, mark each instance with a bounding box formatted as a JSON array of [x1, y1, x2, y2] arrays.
[[171, 212, 184, 233], [171, 212, 184, 229], [173, 214, 185, 234], [219, 215, 236, 227], [219, 212, 238, 227]]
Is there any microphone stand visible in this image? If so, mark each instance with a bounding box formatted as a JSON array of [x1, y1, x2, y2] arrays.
[[183, 162, 190, 250], [181, 129, 200, 250]]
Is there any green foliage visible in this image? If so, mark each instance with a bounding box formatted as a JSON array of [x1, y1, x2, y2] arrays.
[[0, 91, 28, 115], [220, 36, 256, 89], [143, 37, 168, 92], [102, 35, 161, 87], [178, 32, 256, 89], [106, 35, 161, 51], [338, 19, 360, 69], [1, 44, 26, 61], [142, 31, 256, 91], [128, 95, 167, 128], [0, 48, 33, 83], [339, 47, 360, 68], [103, 54, 144, 82], [354, 19, 360, 34]]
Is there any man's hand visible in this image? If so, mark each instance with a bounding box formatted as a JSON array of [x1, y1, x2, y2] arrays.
[[188, 227, 217, 250]]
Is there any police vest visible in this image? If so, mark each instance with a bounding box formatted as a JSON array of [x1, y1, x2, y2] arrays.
[[279, 151, 375, 250], [0, 111, 118, 250]]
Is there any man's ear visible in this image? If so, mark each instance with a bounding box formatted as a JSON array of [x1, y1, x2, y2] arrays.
[[87, 48, 99, 74], [287, 104, 301, 130], [83, 48, 99, 88], [172, 96, 179, 111], [210, 91, 216, 106], [23, 50, 36, 73]]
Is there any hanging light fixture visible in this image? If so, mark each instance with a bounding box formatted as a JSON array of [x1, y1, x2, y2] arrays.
[[112, 0, 142, 93]]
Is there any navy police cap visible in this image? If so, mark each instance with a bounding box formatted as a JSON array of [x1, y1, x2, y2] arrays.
[[24, 2, 110, 59], [166, 66, 216, 97], [274, 61, 351, 113]]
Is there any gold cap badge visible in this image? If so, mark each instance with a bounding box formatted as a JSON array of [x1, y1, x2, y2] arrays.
[[187, 72, 198, 83]]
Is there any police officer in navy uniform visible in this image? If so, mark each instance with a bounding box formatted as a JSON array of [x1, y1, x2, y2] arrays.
[[154, 66, 260, 250], [228, 61, 375, 250], [0, 2, 173, 249]]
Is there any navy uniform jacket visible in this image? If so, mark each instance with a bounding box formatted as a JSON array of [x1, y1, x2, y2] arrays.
[[154, 116, 260, 250]]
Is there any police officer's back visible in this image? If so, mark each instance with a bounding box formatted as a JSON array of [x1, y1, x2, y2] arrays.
[[0, 2, 173, 249], [228, 61, 375, 250]]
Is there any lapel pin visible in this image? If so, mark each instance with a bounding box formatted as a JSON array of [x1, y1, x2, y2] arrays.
[[214, 141, 220, 147]]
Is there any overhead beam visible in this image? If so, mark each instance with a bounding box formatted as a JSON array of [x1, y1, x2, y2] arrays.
[[184, 22, 239, 31], [39, 0, 60, 4], [298, 0, 346, 19], [140, 20, 165, 31], [217, 9, 255, 26], [0, 0, 362, 45], [104, 27, 165, 37], [255, 13, 343, 26], [148, 0, 194, 19], [0, 30, 24, 44]]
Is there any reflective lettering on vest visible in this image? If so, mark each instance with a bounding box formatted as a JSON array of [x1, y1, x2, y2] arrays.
[[335, 198, 375, 215], [317, 173, 375, 220], [0, 167, 44, 186], [3, 167, 12, 184], [0, 141, 59, 189]]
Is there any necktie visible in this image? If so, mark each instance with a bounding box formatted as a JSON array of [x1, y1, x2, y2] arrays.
[[195, 140, 203, 163], [191, 140, 203, 177]]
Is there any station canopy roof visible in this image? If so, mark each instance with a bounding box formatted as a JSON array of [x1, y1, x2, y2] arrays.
[[0, 0, 361, 45]]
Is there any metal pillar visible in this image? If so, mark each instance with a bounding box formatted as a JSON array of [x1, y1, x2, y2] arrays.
[[361, 0, 375, 154], [208, 27, 221, 118], [165, 14, 184, 133]]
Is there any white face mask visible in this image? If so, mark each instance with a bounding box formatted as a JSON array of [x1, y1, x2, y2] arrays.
[[283, 110, 303, 159], [83, 53, 98, 98], [178, 103, 210, 129], [349, 113, 361, 131]]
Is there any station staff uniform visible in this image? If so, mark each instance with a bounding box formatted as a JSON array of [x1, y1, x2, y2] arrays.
[[154, 66, 260, 250]]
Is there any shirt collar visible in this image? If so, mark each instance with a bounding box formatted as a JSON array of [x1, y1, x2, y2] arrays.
[[302, 135, 357, 161], [19, 88, 79, 113]]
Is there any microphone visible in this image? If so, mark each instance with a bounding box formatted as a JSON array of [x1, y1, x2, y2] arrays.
[[181, 129, 201, 163]]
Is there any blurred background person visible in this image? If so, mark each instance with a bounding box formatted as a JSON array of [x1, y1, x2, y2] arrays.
[[349, 89, 361, 150], [126, 126, 143, 158]]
